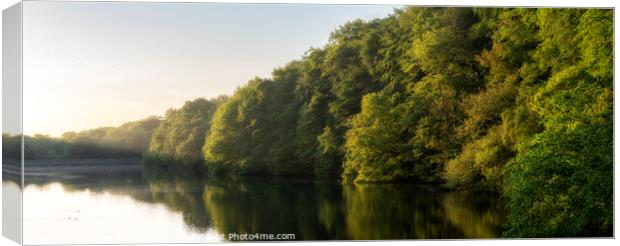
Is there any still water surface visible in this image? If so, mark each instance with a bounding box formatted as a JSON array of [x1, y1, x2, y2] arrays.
[[18, 164, 507, 244]]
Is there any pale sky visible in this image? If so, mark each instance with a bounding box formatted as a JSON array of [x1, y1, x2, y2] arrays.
[[22, 1, 400, 137]]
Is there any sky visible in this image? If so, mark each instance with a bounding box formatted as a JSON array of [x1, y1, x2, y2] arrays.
[[22, 1, 400, 137]]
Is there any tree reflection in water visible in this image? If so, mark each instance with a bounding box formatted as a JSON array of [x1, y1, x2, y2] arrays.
[[203, 177, 507, 240], [21, 161, 507, 241]]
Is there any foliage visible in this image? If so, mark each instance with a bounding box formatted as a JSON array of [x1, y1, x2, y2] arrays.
[[146, 97, 226, 166], [203, 64, 303, 175], [60, 116, 161, 159], [3, 117, 161, 160], [500, 9, 613, 237], [504, 121, 612, 237]]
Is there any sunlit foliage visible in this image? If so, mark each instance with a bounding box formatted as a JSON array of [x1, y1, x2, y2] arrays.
[[146, 97, 226, 166], [3, 117, 162, 160]]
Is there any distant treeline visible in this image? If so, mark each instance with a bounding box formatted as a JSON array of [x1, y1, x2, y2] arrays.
[[3, 7, 612, 237], [3, 116, 161, 159]]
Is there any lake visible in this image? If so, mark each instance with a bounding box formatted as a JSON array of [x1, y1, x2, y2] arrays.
[[14, 162, 507, 244]]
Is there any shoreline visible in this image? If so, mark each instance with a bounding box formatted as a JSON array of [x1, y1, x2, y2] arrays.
[[2, 158, 142, 178]]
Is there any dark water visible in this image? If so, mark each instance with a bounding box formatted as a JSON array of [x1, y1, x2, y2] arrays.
[[19, 163, 507, 244]]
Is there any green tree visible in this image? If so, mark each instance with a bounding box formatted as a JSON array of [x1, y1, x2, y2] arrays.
[[204, 63, 305, 175], [146, 97, 225, 166], [344, 8, 490, 183], [503, 9, 613, 237]]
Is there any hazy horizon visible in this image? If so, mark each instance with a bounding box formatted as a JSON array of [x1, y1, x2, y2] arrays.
[[23, 1, 400, 137]]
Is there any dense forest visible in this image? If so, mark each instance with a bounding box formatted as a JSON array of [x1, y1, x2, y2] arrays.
[[3, 7, 612, 237]]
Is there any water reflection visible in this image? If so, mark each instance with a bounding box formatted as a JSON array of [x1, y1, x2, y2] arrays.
[[204, 177, 339, 240], [205, 178, 507, 240], [21, 161, 507, 244], [142, 164, 212, 232], [342, 185, 506, 239]]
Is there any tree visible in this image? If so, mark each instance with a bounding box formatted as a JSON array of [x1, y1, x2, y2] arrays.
[[204, 63, 305, 175], [146, 97, 225, 166], [503, 9, 613, 237]]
